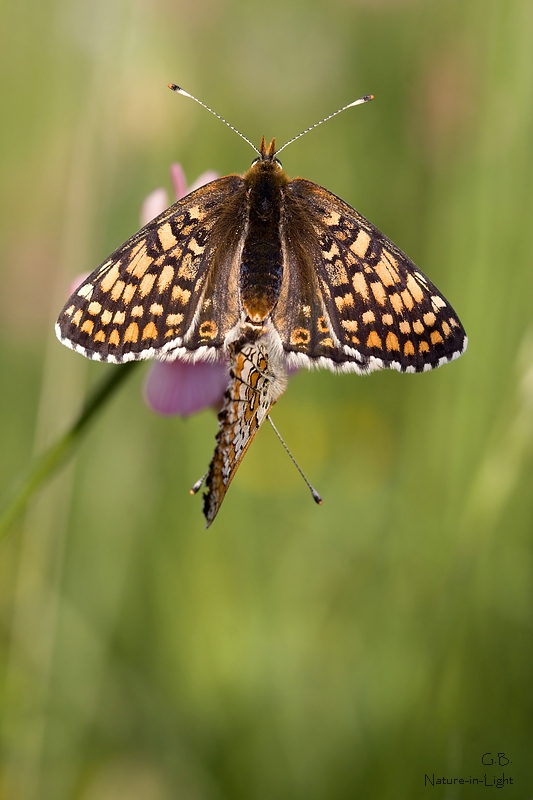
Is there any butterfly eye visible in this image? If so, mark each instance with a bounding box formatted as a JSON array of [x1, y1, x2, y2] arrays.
[[274, 157, 283, 168], [251, 156, 261, 166]]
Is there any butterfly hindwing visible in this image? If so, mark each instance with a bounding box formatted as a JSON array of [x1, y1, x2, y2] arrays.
[[56, 176, 246, 363], [203, 338, 287, 526], [279, 179, 467, 373]]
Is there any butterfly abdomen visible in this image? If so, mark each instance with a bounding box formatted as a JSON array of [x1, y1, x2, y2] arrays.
[[239, 162, 288, 323]]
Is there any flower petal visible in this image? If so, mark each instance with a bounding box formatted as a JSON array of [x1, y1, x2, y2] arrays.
[[141, 188, 168, 226], [187, 170, 219, 193], [171, 164, 218, 200], [68, 272, 90, 297], [144, 359, 228, 417], [170, 163, 188, 201]]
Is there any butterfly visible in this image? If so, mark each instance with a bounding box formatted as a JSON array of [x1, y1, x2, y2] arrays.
[[56, 85, 467, 525]]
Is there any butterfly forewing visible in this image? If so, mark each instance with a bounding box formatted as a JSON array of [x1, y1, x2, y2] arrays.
[[278, 179, 467, 373], [56, 176, 246, 363]]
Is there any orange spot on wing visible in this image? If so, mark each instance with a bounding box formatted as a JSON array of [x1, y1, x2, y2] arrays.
[[406, 274, 425, 303], [100, 263, 120, 292], [341, 319, 358, 332], [109, 329, 120, 346], [123, 284, 136, 304], [157, 264, 175, 293], [430, 330, 443, 345], [386, 332, 400, 351], [401, 289, 414, 310], [318, 316, 330, 333], [404, 340, 415, 356], [350, 228, 371, 258], [199, 320, 218, 339], [389, 293, 403, 314], [142, 322, 158, 340], [139, 274, 156, 297], [81, 319, 94, 335], [188, 238, 205, 256], [374, 257, 397, 287], [432, 295, 447, 309], [158, 222, 177, 251], [124, 322, 139, 343], [383, 253, 400, 282], [110, 280, 125, 301], [172, 285, 191, 305], [366, 331, 382, 349], [291, 327, 311, 345], [352, 273, 369, 300], [370, 282, 387, 306], [127, 244, 152, 278], [334, 293, 355, 311], [166, 313, 184, 326]]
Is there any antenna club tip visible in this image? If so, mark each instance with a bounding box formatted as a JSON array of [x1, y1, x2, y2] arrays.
[[168, 83, 178, 91], [312, 491, 323, 505], [365, 94, 375, 101], [190, 477, 205, 495]]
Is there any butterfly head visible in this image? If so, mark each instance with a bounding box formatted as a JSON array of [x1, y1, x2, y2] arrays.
[[250, 136, 283, 168]]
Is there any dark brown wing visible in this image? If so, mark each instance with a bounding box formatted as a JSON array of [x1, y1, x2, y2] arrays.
[[56, 176, 247, 363], [275, 178, 467, 374]]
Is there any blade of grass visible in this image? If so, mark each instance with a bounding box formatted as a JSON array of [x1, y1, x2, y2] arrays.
[[0, 362, 140, 540]]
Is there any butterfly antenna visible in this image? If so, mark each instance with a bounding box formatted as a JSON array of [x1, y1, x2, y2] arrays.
[[267, 415, 322, 505], [276, 94, 374, 156], [169, 84, 261, 156], [190, 471, 208, 495]]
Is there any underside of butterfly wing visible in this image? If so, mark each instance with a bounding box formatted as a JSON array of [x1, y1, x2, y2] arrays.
[[202, 334, 287, 526]]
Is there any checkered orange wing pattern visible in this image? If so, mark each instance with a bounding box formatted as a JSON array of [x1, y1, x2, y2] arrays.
[[275, 179, 467, 374], [56, 176, 247, 363]]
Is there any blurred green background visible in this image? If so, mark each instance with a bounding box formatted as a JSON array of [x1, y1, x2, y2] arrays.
[[1, 0, 532, 797]]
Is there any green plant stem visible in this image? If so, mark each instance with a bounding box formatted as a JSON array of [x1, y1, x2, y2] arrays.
[[0, 362, 140, 540]]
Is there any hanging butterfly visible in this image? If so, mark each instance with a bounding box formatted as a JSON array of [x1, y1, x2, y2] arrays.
[[56, 85, 467, 526]]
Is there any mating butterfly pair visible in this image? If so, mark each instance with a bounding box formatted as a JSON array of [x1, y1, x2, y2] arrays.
[[56, 88, 467, 526]]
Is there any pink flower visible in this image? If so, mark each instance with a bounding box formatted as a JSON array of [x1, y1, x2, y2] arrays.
[[142, 165, 229, 416]]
